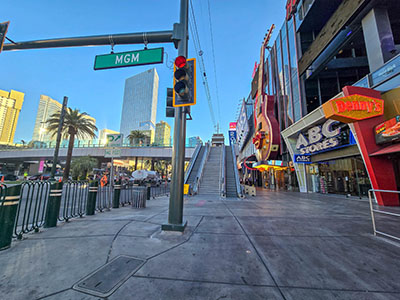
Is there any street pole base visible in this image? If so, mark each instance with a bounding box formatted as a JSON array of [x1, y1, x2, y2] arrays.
[[161, 220, 187, 232]]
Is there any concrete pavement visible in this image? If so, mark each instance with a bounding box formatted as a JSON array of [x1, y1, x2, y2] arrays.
[[1, 190, 400, 299]]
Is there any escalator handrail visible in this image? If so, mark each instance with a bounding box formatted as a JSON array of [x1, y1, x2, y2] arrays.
[[231, 145, 244, 198], [193, 142, 210, 194], [184, 142, 202, 184], [220, 145, 226, 197]]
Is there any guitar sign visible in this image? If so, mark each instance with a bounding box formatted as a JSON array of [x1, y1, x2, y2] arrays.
[[252, 25, 280, 162]]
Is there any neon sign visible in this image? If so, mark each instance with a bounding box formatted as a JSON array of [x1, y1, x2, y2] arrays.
[[286, 0, 300, 20], [322, 94, 384, 123]]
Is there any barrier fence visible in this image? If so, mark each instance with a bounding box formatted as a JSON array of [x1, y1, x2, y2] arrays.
[[368, 189, 400, 241], [0, 181, 170, 246]]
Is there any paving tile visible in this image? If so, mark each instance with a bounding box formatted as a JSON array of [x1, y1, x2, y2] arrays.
[[110, 277, 283, 300], [195, 216, 244, 234], [250, 235, 400, 292], [136, 233, 275, 286], [281, 287, 400, 300]]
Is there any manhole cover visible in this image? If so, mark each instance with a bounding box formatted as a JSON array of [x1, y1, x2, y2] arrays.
[[73, 255, 144, 297]]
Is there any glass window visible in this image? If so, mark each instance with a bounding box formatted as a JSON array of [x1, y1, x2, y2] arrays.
[[282, 23, 294, 126], [287, 18, 302, 121]]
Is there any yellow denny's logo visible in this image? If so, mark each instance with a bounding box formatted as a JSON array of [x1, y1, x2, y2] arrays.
[[322, 94, 384, 123]]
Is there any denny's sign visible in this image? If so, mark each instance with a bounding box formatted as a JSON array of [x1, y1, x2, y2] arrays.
[[322, 94, 384, 123]]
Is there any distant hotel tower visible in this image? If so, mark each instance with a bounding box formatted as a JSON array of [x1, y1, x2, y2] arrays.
[[120, 68, 159, 143], [0, 89, 24, 145]]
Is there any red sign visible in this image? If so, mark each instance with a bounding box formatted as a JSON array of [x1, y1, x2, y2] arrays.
[[322, 94, 384, 123], [286, 0, 300, 20], [375, 116, 400, 145], [229, 122, 237, 130]]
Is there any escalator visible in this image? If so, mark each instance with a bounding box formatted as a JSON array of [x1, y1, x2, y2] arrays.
[[225, 145, 242, 198], [184, 143, 206, 193]]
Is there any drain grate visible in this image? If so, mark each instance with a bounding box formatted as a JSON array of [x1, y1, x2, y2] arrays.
[[73, 255, 144, 297]]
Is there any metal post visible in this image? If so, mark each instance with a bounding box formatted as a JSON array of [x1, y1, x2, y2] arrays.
[[162, 0, 188, 232], [51, 96, 68, 179], [86, 181, 98, 215], [44, 181, 63, 228], [0, 184, 22, 250]]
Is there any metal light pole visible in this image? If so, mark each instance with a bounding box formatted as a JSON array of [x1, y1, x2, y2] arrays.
[[50, 96, 68, 179], [162, 0, 188, 232]]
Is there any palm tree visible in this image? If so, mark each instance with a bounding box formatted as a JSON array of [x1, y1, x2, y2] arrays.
[[47, 108, 97, 181], [127, 130, 148, 146]]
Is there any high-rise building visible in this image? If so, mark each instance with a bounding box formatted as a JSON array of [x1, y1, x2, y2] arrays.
[[120, 68, 159, 143], [0, 89, 24, 145], [99, 128, 119, 145], [188, 136, 202, 147], [32, 95, 62, 142], [154, 121, 171, 146], [32, 95, 96, 142]]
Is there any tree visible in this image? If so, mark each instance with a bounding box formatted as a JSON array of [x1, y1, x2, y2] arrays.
[[127, 130, 149, 146], [71, 156, 97, 180], [47, 108, 97, 181]]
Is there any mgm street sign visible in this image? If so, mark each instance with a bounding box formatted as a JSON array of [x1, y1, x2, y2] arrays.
[[94, 48, 163, 70], [106, 134, 123, 147]]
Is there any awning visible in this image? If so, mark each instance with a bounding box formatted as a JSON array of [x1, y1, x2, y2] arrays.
[[370, 143, 400, 157]]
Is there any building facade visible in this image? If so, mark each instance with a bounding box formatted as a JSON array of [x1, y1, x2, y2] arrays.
[[120, 68, 159, 143], [188, 136, 202, 148], [237, 0, 400, 204], [99, 129, 120, 145], [32, 95, 62, 142], [0, 89, 24, 145], [154, 121, 171, 146]]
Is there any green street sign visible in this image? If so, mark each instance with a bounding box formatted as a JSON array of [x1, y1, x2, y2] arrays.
[[106, 134, 123, 147], [94, 48, 164, 70]]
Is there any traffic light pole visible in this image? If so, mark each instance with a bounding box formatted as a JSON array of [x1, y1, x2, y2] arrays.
[[162, 0, 188, 232], [50, 96, 68, 180]]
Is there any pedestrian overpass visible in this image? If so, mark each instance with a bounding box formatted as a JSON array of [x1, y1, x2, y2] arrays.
[[0, 145, 195, 162]]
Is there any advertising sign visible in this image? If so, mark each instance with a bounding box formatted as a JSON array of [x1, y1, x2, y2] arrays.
[[106, 134, 123, 147], [228, 130, 237, 146], [375, 116, 400, 145], [322, 94, 384, 123], [296, 119, 354, 155], [229, 122, 237, 130], [294, 154, 312, 164], [236, 100, 250, 151]]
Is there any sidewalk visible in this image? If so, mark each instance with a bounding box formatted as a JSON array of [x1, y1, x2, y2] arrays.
[[1, 191, 400, 299]]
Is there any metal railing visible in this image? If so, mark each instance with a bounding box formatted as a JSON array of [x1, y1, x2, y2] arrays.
[[184, 143, 202, 184], [220, 145, 226, 198], [14, 181, 51, 239], [193, 143, 210, 195], [59, 181, 89, 221], [231, 145, 244, 198], [96, 185, 112, 212], [150, 184, 170, 198], [369, 189, 400, 241]]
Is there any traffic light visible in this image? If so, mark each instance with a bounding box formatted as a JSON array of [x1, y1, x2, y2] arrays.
[[173, 56, 196, 107], [166, 88, 174, 118], [0, 21, 10, 53]]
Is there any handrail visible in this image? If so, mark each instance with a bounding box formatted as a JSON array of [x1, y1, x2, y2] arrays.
[[193, 143, 210, 195], [231, 145, 243, 198], [184, 142, 202, 184], [368, 189, 400, 241], [220, 145, 226, 198]]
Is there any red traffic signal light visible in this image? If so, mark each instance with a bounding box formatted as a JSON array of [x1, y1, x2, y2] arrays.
[[174, 56, 187, 68]]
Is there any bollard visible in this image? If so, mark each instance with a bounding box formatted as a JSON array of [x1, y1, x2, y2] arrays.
[[86, 181, 98, 215], [146, 185, 151, 201], [44, 181, 63, 228], [0, 184, 22, 250], [112, 180, 121, 209]]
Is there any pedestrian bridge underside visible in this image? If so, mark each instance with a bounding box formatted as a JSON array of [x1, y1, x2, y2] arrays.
[[0, 146, 195, 162]]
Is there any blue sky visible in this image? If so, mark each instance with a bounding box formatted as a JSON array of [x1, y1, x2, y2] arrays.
[[0, 0, 286, 144]]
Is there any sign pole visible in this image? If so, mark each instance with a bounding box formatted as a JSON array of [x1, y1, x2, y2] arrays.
[[162, 0, 188, 232], [110, 152, 114, 209]]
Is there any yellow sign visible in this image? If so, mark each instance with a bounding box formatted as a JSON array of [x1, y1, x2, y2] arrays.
[[322, 94, 384, 123], [184, 184, 190, 195]]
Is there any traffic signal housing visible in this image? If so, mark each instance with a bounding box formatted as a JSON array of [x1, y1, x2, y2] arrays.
[[166, 88, 175, 118], [173, 56, 196, 107], [0, 21, 10, 53]]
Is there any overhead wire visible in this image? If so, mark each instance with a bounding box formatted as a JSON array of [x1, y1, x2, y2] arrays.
[[189, 0, 217, 131], [206, 0, 221, 132]]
